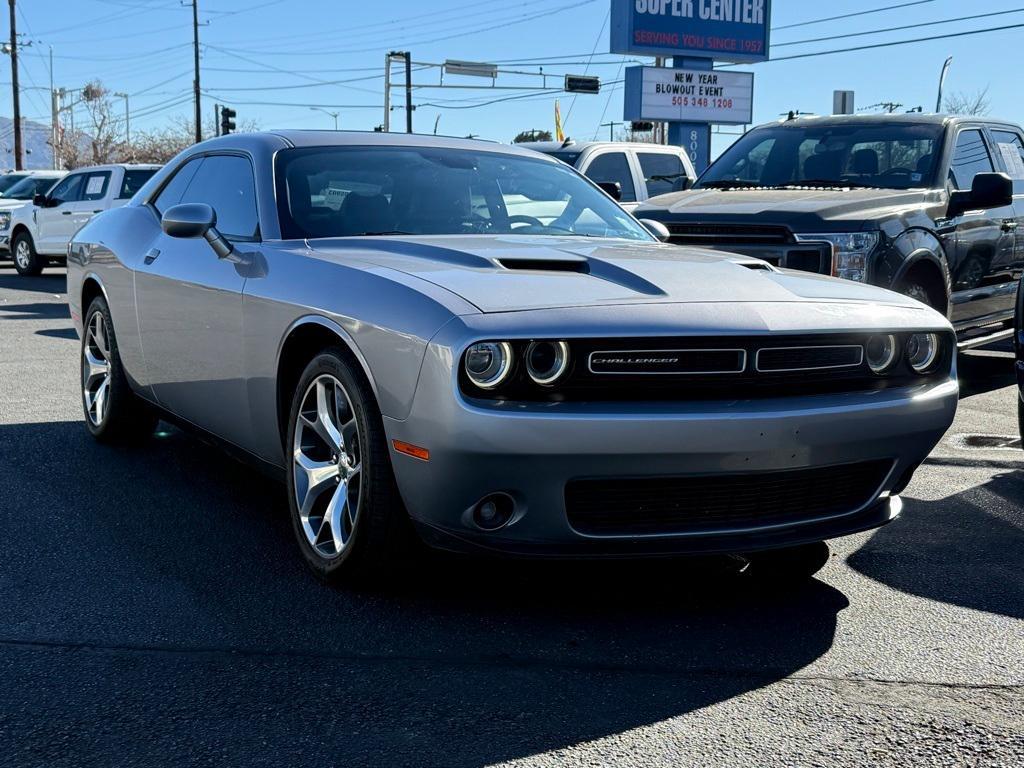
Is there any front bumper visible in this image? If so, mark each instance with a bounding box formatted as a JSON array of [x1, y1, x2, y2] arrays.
[[384, 341, 958, 558]]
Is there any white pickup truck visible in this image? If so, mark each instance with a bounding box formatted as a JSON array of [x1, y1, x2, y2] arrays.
[[5, 163, 160, 276]]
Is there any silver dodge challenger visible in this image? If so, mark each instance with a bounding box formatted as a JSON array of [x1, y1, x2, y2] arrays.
[[67, 131, 959, 582]]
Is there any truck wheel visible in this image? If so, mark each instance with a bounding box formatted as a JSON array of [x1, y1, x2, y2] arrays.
[[12, 232, 43, 276]]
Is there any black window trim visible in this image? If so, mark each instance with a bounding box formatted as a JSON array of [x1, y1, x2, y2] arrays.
[[145, 150, 262, 243]]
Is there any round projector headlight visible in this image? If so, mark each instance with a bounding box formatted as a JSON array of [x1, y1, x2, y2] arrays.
[[906, 332, 940, 373], [464, 341, 512, 390], [865, 334, 898, 374], [525, 340, 570, 385]]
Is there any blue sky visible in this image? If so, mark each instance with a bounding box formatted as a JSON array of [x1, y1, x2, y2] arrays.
[[4, 0, 1023, 157]]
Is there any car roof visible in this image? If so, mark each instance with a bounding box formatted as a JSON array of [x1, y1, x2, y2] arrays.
[[66, 163, 162, 172], [264, 129, 552, 159], [516, 140, 681, 152], [750, 113, 1020, 131]]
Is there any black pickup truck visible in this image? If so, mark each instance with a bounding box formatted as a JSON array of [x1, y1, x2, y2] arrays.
[[637, 114, 1024, 349]]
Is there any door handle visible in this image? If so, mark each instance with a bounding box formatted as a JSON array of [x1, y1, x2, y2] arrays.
[[143, 248, 160, 265], [1002, 221, 1019, 232], [92, 210, 102, 214], [61, 211, 73, 215]]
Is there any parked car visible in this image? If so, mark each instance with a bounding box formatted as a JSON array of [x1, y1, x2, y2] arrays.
[[68, 131, 957, 583], [6, 163, 160, 275], [1017, 272, 1024, 443], [637, 114, 1024, 349], [516, 139, 696, 211], [0, 171, 66, 245]]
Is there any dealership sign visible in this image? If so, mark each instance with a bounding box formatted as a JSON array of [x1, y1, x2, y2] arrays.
[[623, 66, 753, 124], [611, 0, 771, 62]]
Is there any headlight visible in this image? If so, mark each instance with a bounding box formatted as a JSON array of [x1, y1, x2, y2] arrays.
[[464, 341, 513, 390], [0, 211, 11, 231], [795, 232, 880, 282], [865, 333, 899, 374], [525, 340, 570, 385], [906, 333, 940, 373]]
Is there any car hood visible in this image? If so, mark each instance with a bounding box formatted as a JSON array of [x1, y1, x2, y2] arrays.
[[0, 198, 31, 211], [638, 187, 938, 226], [307, 235, 927, 314]]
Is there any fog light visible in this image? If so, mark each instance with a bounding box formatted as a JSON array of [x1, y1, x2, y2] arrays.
[[907, 332, 940, 373], [865, 333, 898, 374], [472, 493, 514, 530]]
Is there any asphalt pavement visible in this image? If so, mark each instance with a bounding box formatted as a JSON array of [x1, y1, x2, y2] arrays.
[[1, 265, 1021, 767]]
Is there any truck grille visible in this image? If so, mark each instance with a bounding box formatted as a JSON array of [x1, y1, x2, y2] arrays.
[[666, 223, 791, 244], [565, 460, 892, 536], [664, 223, 832, 275]]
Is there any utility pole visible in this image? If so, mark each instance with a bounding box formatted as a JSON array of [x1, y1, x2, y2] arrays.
[[8, 0, 22, 170], [48, 45, 57, 169], [191, 0, 201, 143], [383, 52, 391, 132], [600, 121, 622, 141], [404, 51, 412, 134], [114, 92, 130, 158], [214, 103, 220, 136]]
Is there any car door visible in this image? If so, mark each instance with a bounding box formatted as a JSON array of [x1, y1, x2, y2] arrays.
[[35, 172, 86, 252], [988, 128, 1024, 281], [580, 150, 640, 211], [69, 170, 114, 235], [946, 127, 1018, 325], [636, 151, 691, 202], [135, 153, 260, 447]]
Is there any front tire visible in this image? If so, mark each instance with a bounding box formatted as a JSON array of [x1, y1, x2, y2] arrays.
[[286, 348, 414, 583], [81, 296, 158, 442], [12, 232, 43, 276]]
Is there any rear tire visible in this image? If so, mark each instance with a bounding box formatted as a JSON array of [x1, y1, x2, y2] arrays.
[[12, 232, 43, 276], [81, 296, 158, 443], [285, 347, 415, 584]]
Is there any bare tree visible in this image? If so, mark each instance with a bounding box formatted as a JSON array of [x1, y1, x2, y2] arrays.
[[513, 129, 551, 143], [128, 113, 260, 164], [944, 86, 991, 116]]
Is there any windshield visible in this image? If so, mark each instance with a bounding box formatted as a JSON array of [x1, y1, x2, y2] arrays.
[[276, 146, 652, 241], [0, 173, 29, 196], [3, 176, 60, 200], [699, 122, 944, 190]]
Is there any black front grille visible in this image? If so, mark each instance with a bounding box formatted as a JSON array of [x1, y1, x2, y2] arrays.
[[565, 460, 892, 536], [756, 345, 863, 372], [666, 223, 791, 245]]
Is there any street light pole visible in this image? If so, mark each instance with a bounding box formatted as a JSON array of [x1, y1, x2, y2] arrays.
[[191, 0, 201, 143], [309, 106, 339, 130]]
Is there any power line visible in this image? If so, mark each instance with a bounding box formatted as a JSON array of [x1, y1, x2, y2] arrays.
[[773, 0, 938, 31], [775, 7, 1024, 48]]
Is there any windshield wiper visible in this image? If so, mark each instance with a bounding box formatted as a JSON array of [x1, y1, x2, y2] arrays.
[[699, 179, 770, 190], [349, 230, 414, 236], [784, 179, 880, 189]]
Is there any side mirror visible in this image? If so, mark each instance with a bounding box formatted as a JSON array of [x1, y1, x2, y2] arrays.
[[597, 181, 622, 201], [161, 203, 233, 258], [638, 219, 671, 242], [947, 172, 1013, 219], [32, 193, 47, 207]]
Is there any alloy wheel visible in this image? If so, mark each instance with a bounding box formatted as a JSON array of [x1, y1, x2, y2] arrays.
[[82, 311, 112, 426], [292, 374, 363, 559], [14, 239, 30, 270]]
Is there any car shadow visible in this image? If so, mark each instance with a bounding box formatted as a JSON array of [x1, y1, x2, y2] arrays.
[[848, 463, 1024, 620], [0, 266, 66, 294], [0, 419, 849, 767], [0, 301, 70, 320], [957, 348, 1017, 399], [34, 327, 78, 340]]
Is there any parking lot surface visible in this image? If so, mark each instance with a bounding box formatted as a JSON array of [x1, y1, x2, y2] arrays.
[[1, 266, 1022, 767]]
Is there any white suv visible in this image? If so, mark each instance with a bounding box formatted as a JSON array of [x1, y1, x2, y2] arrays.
[[6, 163, 160, 276], [516, 140, 696, 212]]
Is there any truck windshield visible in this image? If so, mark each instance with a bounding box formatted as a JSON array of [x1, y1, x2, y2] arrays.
[[699, 122, 944, 190], [2, 176, 60, 200]]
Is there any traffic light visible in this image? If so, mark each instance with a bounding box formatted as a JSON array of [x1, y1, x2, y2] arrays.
[[220, 107, 237, 136]]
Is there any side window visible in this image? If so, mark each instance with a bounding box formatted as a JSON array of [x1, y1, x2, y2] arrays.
[[47, 173, 86, 205], [177, 155, 259, 239], [153, 157, 204, 214], [990, 129, 1024, 193], [638, 153, 688, 197], [81, 172, 111, 202], [584, 152, 637, 203], [119, 169, 158, 199], [949, 130, 994, 190]]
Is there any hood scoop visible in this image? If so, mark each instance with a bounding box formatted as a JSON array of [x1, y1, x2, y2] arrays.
[[496, 256, 588, 273], [495, 253, 666, 297]]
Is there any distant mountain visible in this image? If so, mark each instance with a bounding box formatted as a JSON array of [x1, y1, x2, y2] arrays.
[[0, 116, 57, 169]]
